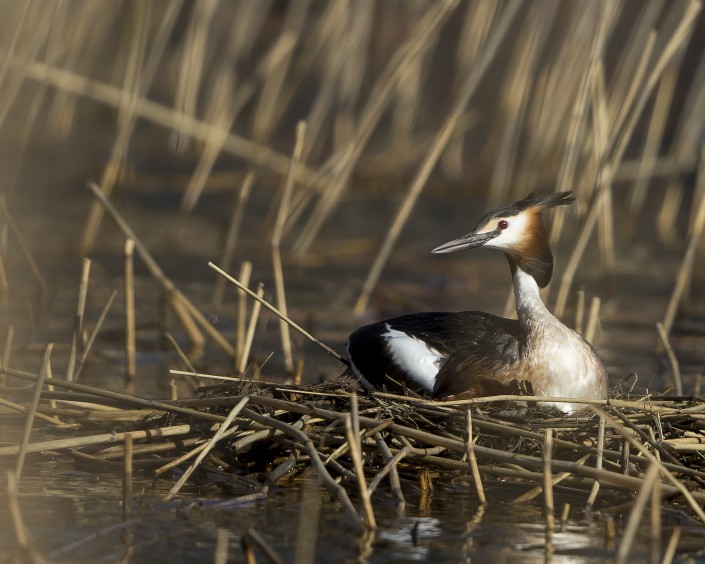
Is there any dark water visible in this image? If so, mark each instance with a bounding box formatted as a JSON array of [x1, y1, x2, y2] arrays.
[[7, 462, 698, 563]]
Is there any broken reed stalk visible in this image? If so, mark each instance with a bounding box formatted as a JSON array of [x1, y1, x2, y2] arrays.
[[209, 262, 348, 366], [345, 412, 376, 530], [353, 0, 521, 315], [656, 322, 682, 396], [615, 462, 660, 564], [373, 433, 407, 510], [122, 434, 133, 520], [560, 503, 570, 533], [543, 429, 555, 533], [247, 528, 282, 564], [74, 290, 117, 380], [271, 122, 307, 375], [164, 396, 250, 501], [87, 182, 234, 357], [15, 343, 52, 479], [66, 258, 91, 382], [6, 470, 32, 555], [124, 239, 136, 392], [239, 283, 263, 375], [465, 409, 486, 504], [212, 174, 254, 311]]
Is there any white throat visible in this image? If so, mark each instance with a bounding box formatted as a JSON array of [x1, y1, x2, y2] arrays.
[[512, 268, 549, 323]]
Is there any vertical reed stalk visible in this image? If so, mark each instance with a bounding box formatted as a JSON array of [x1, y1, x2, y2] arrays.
[[0, 324, 13, 387], [67, 258, 91, 382], [124, 239, 136, 393], [345, 412, 376, 530], [656, 322, 682, 395], [465, 410, 486, 504], [543, 429, 555, 533], [584, 296, 601, 343], [215, 529, 230, 564], [16, 343, 52, 479], [239, 283, 264, 375], [272, 122, 307, 374], [122, 434, 133, 520]]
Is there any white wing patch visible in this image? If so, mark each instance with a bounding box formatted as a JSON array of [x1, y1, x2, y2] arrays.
[[382, 325, 444, 393]]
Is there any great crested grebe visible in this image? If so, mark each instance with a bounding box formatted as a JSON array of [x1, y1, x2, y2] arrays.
[[347, 192, 608, 413]]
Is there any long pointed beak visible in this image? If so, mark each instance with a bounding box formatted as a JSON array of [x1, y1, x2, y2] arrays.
[[432, 230, 499, 254]]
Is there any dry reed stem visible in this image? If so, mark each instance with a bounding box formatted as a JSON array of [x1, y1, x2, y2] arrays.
[[87, 182, 234, 356], [4, 54, 320, 184], [212, 174, 254, 311], [235, 261, 253, 365], [74, 290, 117, 380], [124, 239, 136, 392], [0, 249, 8, 307], [209, 262, 348, 366], [345, 413, 376, 530], [0, 423, 203, 457], [67, 257, 91, 382], [575, 288, 585, 334], [543, 429, 555, 533], [239, 283, 264, 375], [584, 296, 601, 343], [353, 0, 521, 314], [615, 462, 660, 564], [0, 397, 77, 429], [560, 502, 570, 533], [122, 434, 133, 520], [662, 145, 705, 334], [15, 343, 51, 479], [662, 526, 680, 564], [464, 409, 485, 504], [164, 396, 250, 501], [272, 122, 307, 374], [656, 322, 682, 396], [373, 433, 406, 510], [0, 198, 48, 294], [628, 59, 680, 218], [651, 471, 662, 564], [153, 425, 240, 477], [515, 453, 591, 503], [589, 405, 705, 524]]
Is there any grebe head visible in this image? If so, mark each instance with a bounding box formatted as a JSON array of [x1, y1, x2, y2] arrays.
[[432, 192, 575, 288]]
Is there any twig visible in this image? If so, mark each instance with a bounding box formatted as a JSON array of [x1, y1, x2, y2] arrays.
[[75, 290, 118, 380], [239, 283, 263, 375], [123, 434, 133, 520], [543, 429, 555, 533]]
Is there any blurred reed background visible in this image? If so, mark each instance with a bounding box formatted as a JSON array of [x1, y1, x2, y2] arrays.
[[1, 0, 705, 392]]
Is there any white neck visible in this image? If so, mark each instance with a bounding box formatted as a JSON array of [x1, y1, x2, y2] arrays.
[[512, 267, 552, 327]]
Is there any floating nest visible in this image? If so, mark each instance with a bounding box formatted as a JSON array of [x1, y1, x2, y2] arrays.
[[4, 365, 705, 529]]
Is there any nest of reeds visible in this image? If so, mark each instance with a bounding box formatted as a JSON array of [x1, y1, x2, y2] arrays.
[[114, 375, 705, 526]]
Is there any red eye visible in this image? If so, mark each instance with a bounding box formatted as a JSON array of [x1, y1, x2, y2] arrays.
[[498, 220, 509, 230]]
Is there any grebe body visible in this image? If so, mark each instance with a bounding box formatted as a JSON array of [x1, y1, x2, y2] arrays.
[[346, 192, 608, 413]]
